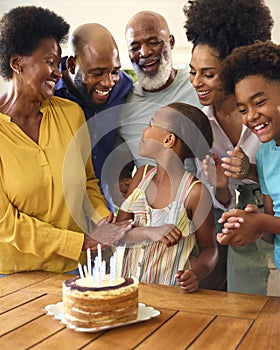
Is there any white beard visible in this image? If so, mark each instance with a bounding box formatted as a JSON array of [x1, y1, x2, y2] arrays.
[[133, 45, 173, 91]]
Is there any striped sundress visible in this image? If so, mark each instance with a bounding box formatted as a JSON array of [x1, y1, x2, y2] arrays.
[[120, 166, 200, 285]]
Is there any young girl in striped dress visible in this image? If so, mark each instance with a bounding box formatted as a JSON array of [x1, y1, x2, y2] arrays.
[[117, 102, 218, 292]]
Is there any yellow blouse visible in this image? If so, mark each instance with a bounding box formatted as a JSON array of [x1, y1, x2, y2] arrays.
[[0, 97, 109, 273]]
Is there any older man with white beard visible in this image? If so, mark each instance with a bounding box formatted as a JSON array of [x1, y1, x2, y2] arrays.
[[111, 11, 200, 204]]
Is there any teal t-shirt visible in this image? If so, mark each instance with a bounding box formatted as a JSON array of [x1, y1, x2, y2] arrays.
[[257, 140, 280, 269]]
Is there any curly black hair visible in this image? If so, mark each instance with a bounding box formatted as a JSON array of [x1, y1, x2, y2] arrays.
[[183, 0, 273, 60], [0, 6, 69, 80], [220, 40, 280, 95]]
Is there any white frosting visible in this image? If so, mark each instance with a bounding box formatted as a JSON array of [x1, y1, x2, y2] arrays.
[[75, 275, 125, 288]]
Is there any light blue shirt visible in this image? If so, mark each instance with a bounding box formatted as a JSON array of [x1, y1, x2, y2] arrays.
[[257, 140, 280, 269]]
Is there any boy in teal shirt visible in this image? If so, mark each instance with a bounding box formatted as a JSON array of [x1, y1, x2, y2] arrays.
[[216, 40, 280, 295]]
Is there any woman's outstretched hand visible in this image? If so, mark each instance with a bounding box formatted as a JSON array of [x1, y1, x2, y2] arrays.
[[82, 215, 134, 250]]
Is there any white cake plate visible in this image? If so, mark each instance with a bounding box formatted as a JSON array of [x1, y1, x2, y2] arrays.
[[44, 302, 160, 333]]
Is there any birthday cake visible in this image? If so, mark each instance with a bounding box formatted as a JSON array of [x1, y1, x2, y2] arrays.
[[62, 275, 138, 328], [62, 248, 138, 329]]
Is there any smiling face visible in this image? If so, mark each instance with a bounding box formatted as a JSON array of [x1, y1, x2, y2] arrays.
[[236, 75, 280, 145], [189, 44, 225, 106], [17, 38, 62, 101], [126, 13, 174, 91], [72, 43, 121, 107]]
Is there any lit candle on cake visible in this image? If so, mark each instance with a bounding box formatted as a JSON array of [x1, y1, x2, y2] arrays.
[[78, 262, 85, 278], [102, 260, 106, 280], [116, 249, 123, 279], [97, 243, 102, 285], [93, 256, 99, 284], [110, 251, 117, 283], [97, 243, 102, 268], [83, 265, 88, 278], [92, 265, 96, 283], [87, 248, 92, 277]]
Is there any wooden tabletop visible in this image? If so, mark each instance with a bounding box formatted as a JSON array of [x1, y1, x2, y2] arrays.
[[0, 271, 279, 349]]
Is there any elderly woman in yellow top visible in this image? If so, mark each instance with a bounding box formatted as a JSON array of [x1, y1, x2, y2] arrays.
[[0, 6, 122, 274]]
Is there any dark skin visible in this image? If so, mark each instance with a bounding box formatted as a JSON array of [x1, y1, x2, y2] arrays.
[[0, 38, 62, 143], [217, 202, 276, 246], [125, 11, 177, 93], [217, 75, 280, 246], [116, 11, 179, 201], [118, 165, 218, 292], [66, 23, 121, 107], [117, 111, 218, 292], [117, 165, 183, 248], [82, 213, 134, 251], [0, 37, 132, 252], [190, 44, 255, 202], [63, 23, 132, 207]]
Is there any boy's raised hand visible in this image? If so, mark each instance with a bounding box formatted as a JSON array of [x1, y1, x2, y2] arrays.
[[217, 205, 262, 246]]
